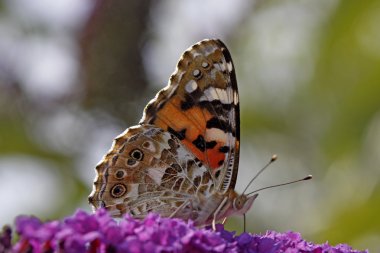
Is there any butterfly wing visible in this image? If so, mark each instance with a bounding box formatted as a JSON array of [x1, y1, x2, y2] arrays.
[[89, 125, 214, 218], [140, 39, 240, 193], [89, 39, 240, 221]]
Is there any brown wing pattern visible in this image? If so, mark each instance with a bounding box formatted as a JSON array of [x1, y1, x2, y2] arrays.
[[140, 39, 240, 192], [89, 125, 214, 218]]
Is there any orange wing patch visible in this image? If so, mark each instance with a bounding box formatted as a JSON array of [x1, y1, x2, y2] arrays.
[[152, 96, 226, 170]]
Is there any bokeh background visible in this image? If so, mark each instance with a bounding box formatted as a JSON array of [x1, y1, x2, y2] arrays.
[[1, 0, 379, 251]]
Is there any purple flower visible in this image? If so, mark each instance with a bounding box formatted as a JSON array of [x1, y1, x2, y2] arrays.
[[1, 209, 368, 253], [0, 226, 12, 253], [235, 230, 367, 253]]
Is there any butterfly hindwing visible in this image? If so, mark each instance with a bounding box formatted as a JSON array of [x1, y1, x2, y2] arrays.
[[140, 39, 240, 193], [90, 124, 214, 218]]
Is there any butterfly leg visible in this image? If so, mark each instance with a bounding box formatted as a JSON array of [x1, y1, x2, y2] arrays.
[[169, 199, 189, 218], [222, 217, 227, 224], [212, 197, 228, 230]]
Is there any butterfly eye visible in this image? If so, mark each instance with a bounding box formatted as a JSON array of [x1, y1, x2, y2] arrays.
[[110, 184, 127, 198], [233, 195, 247, 210], [129, 149, 144, 161], [115, 170, 125, 179]]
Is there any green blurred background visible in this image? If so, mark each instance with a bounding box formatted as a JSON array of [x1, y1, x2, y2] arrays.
[[0, 0, 379, 251]]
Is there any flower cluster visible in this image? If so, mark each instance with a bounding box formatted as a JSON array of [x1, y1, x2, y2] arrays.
[[0, 209, 368, 253]]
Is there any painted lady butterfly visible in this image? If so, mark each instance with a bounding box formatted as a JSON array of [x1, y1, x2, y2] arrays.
[[89, 39, 257, 228]]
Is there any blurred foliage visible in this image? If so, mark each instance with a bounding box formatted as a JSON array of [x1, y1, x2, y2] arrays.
[[0, 0, 379, 251], [308, 0, 380, 246], [318, 183, 380, 246], [312, 0, 380, 160]]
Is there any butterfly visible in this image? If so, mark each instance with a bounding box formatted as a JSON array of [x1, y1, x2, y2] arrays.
[[88, 39, 257, 228]]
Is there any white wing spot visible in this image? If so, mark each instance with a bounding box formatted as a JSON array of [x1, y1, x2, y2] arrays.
[[234, 91, 239, 105], [185, 80, 198, 93], [215, 88, 228, 103], [200, 87, 230, 104], [193, 69, 201, 78], [147, 167, 166, 185], [215, 63, 226, 72], [207, 87, 219, 99], [227, 62, 233, 72], [206, 128, 227, 143]]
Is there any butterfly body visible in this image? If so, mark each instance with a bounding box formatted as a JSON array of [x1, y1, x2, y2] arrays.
[[89, 39, 257, 226]]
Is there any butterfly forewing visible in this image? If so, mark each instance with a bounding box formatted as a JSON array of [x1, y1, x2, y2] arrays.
[[140, 39, 240, 193]]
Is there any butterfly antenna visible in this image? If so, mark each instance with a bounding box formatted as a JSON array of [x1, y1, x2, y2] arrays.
[[247, 175, 312, 196], [242, 154, 278, 194]]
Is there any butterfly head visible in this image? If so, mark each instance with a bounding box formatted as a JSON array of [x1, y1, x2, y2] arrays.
[[232, 193, 258, 215], [215, 191, 258, 221]]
